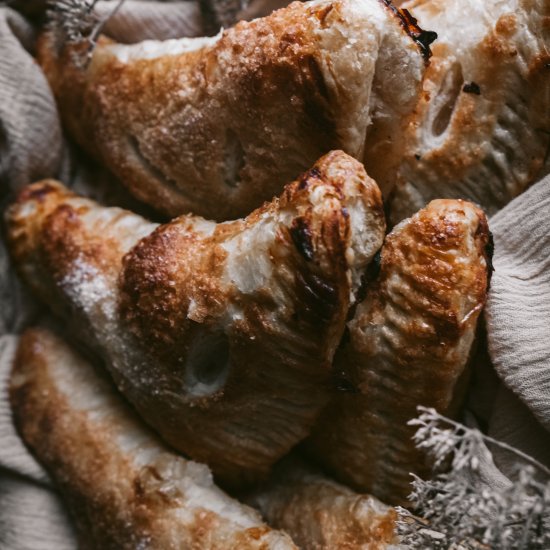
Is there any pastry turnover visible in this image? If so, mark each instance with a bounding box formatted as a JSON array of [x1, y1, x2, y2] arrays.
[[306, 199, 491, 505], [10, 328, 297, 550], [247, 457, 401, 549], [386, 0, 550, 222], [6, 151, 385, 487], [38, 0, 426, 219]]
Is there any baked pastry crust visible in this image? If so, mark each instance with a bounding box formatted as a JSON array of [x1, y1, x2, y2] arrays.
[[306, 199, 491, 505], [247, 457, 401, 549], [10, 328, 297, 550], [388, 0, 550, 222], [6, 151, 385, 486], [38, 0, 425, 219]]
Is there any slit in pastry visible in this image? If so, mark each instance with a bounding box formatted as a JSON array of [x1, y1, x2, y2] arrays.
[[5, 150, 386, 487], [10, 327, 298, 550], [38, 0, 427, 220], [388, 0, 550, 223]]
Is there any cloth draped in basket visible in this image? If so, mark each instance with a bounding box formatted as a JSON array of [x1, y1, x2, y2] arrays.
[[0, 2, 549, 548]]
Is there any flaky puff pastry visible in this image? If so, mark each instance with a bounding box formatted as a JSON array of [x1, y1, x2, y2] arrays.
[[306, 199, 491, 505], [386, 0, 550, 222], [38, 0, 426, 219], [10, 328, 297, 550], [6, 151, 385, 487], [246, 457, 402, 550]]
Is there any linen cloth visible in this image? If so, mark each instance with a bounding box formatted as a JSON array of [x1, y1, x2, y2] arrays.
[[0, 1, 549, 548]]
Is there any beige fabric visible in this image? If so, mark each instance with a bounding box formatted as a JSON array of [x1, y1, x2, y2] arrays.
[[0, 1, 549, 548], [0, 473, 76, 550], [99, 0, 203, 41], [0, 9, 66, 193], [486, 175, 550, 434]]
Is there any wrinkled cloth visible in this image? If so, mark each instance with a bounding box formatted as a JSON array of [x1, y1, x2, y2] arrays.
[[0, 1, 549, 548], [486, 178, 550, 436]]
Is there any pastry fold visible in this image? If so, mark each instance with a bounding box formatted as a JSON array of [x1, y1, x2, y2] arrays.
[[306, 199, 491, 505], [247, 457, 402, 549], [387, 0, 550, 222], [10, 328, 297, 550], [6, 150, 385, 486], [38, 0, 426, 219]]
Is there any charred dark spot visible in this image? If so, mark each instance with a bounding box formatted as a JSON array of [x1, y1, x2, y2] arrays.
[[290, 217, 314, 261], [378, 0, 437, 62], [298, 166, 321, 190], [462, 82, 481, 95], [19, 182, 58, 203], [414, 153, 421, 161], [295, 270, 339, 323], [309, 166, 321, 179]]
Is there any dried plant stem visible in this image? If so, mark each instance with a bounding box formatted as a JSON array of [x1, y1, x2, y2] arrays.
[[46, 0, 126, 64], [414, 406, 550, 477], [88, 0, 125, 45], [398, 406, 550, 549]]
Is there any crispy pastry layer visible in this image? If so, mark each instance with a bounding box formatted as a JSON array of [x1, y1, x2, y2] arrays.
[[387, 0, 550, 222], [6, 151, 385, 486], [306, 199, 491, 505], [247, 457, 402, 550], [10, 328, 297, 550], [38, 0, 425, 219]]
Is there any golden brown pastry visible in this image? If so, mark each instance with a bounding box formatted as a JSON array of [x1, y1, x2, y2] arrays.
[[6, 151, 385, 487], [38, 0, 427, 219], [306, 199, 491, 505], [10, 327, 298, 550], [246, 457, 402, 549], [386, 0, 550, 222]]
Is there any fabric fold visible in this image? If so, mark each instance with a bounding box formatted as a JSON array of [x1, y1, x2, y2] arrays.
[[486, 175, 550, 434]]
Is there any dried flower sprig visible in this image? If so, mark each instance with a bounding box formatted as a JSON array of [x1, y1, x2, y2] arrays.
[[46, 0, 125, 64], [397, 406, 550, 549]]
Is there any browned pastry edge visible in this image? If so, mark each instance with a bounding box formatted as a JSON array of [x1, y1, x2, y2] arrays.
[[10, 327, 298, 550], [37, 0, 425, 220], [5, 151, 386, 488], [306, 199, 490, 505]]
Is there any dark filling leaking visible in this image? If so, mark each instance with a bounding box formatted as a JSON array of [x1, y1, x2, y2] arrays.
[[378, 0, 437, 63]]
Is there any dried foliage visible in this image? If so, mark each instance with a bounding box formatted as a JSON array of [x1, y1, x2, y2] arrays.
[[397, 406, 550, 549], [46, 0, 125, 63]]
